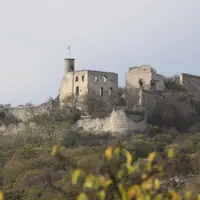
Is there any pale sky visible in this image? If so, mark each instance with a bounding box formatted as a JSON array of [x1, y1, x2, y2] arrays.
[[0, 0, 199, 106]]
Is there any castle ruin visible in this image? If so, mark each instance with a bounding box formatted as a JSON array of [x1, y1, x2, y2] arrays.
[[59, 58, 119, 108]]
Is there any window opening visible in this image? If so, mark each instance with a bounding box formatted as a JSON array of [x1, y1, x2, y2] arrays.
[[76, 86, 79, 96], [100, 87, 104, 96], [82, 76, 85, 82], [109, 87, 112, 96], [103, 76, 108, 83]]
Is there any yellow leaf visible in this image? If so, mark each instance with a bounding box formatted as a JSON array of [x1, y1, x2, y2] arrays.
[[83, 175, 95, 188], [197, 194, 200, 200], [104, 146, 113, 160], [154, 179, 160, 189], [51, 145, 57, 156], [114, 147, 121, 157], [185, 191, 192, 199], [141, 179, 153, 191], [103, 179, 113, 188], [154, 194, 163, 200], [97, 190, 106, 200], [94, 176, 101, 189], [167, 148, 174, 159], [77, 192, 88, 200], [117, 169, 124, 180], [146, 162, 152, 172], [125, 151, 132, 165], [144, 194, 151, 200], [0, 192, 3, 200], [147, 152, 156, 162], [118, 184, 127, 200], [127, 164, 136, 174], [170, 191, 181, 200], [72, 169, 82, 184], [127, 185, 141, 200]]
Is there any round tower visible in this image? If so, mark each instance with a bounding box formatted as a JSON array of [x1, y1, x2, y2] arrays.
[[64, 58, 75, 75]]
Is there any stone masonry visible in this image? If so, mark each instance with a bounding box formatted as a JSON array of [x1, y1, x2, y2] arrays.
[[59, 58, 119, 107]]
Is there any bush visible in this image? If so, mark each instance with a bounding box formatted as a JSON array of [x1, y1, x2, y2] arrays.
[[147, 125, 163, 137], [128, 137, 154, 159], [60, 130, 82, 149], [70, 146, 200, 200], [149, 103, 190, 132], [152, 134, 173, 152], [164, 76, 185, 91], [180, 140, 196, 154]]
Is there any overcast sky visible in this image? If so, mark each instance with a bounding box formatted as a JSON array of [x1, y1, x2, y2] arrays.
[[0, 0, 199, 106]]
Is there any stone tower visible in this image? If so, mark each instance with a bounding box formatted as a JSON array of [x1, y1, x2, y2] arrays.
[[64, 58, 75, 75]]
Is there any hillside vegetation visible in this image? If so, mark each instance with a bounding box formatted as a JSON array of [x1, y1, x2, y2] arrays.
[[1, 122, 200, 199]]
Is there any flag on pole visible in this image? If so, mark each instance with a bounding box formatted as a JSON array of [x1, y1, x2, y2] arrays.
[[67, 45, 71, 58]]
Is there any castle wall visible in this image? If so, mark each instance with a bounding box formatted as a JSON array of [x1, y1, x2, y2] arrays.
[[74, 109, 147, 134], [59, 70, 89, 106], [5, 102, 52, 122], [180, 73, 200, 98], [59, 69, 119, 107], [126, 89, 165, 116], [151, 73, 165, 91], [126, 66, 152, 91], [87, 71, 118, 103], [126, 66, 165, 92]]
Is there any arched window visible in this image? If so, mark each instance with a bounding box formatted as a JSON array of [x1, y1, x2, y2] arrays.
[[139, 79, 144, 88], [103, 76, 107, 83], [95, 76, 98, 83], [76, 86, 79, 96], [109, 87, 112, 96], [82, 76, 85, 82], [100, 87, 104, 96]]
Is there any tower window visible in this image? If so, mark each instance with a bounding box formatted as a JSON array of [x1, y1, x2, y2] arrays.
[[95, 76, 98, 83], [109, 87, 112, 96], [103, 76, 108, 83], [139, 79, 144, 88], [82, 76, 85, 82], [75, 76, 79, 82], [100, 87, 104, 96], [76, 86, 79, 96]]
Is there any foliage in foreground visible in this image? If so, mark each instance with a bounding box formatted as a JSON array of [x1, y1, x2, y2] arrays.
[[2, 130, 200, 199], [70, 146, 200, 200]]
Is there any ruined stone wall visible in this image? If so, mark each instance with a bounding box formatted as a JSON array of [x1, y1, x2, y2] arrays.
[[4, 101, 52, 122], [151, 73, 165, 91], [88, 71, 118, 104], [59, 70, 89, 106], [126, 89, 165, 117], [74, 109, 147, 134], [126, 65, 165, 92], [59, 69, 119, 107], [180, 73, 200, 98], [126, 66, 152, 91]]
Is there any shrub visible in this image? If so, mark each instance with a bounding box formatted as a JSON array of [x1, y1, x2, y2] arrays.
[[152, 134, 173, 152], [180, 140, 196, 154], [147, 125, 163, 137], [69, 146, 200, 200], [60, 130, 82, 149]]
